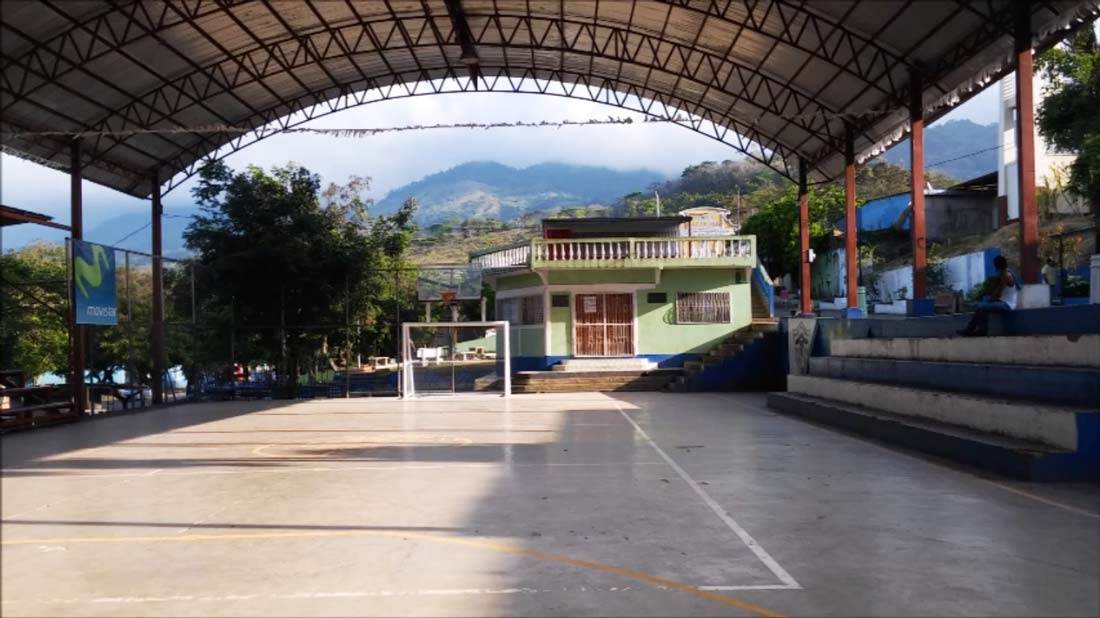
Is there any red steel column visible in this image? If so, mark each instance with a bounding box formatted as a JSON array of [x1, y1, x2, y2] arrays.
[[910, 70, 927, 299], [69, 139, 87, 414], [844, 125, 858, 310], [1015, 1, 1039, 283], [798, 158, 812, 315], [151, 172, 165, 404]]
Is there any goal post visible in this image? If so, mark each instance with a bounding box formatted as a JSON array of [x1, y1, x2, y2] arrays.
[[400, 321, 511, 398]]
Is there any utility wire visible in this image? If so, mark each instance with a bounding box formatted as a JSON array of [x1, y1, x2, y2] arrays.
[[925, 145, 1001, 170], [112, 222, 151, 246]]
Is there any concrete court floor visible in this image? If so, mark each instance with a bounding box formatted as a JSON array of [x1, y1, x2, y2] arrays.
[[1, 392, 1097, 617]]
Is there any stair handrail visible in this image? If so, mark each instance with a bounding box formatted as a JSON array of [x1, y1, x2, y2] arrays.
[[752, 260, 775, 318]]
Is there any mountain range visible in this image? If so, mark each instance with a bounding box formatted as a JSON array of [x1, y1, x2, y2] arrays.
[[6, 120, 999, 254], [880, 119, 999, 181], [372, 161, 665, 225]]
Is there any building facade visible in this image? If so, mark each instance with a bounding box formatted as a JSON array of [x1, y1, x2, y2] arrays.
[[471, 213, 771, 372]]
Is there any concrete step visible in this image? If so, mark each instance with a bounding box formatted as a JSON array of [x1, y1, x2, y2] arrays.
[[787, 374, 1097, 451], [552, 358, 658, 372], [830, 334, 1100, 368], [767, 392, 1096, 481], [751, 319, 779, 332], [809, 356, 1100, 408], [516, 368, 680, 380]]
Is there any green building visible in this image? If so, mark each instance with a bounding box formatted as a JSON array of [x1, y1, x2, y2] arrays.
[[470, 210, 774, 372]]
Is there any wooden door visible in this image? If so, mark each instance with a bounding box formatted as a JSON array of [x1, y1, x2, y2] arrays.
[[573, 293, 634, 357]]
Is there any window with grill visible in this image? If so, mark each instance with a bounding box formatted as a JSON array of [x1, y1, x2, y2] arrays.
[[521, 295, 544, 325], [496, 298, 520, 324], [496, 295, 543, 325], [676, 292, 730, 324]]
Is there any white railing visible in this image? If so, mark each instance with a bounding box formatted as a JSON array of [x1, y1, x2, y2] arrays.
[[470, 242, 530, 271], [533, 236, 753, 263]]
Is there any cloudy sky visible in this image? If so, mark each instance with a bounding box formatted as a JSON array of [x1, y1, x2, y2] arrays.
[[1, 84, 999, 251]]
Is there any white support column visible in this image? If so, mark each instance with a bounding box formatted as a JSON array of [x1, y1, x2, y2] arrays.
[[425, 302, 431, 322], [480, 297, 487, 321]]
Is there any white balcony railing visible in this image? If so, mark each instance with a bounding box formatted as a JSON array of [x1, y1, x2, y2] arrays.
[[470, 241, 530, 271], [533, 236, 753, 263], [470, 235, 754, 271]]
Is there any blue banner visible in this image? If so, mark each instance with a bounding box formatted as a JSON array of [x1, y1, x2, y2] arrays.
[[73, 239, 118, 325]]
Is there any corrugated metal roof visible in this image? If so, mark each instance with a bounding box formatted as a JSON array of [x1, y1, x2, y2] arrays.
[[1, 0, 1096, 198]]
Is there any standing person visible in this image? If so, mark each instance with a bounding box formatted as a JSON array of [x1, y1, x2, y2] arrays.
[[958, 255, 1018, 336], [1041, 257, 1058, 286]]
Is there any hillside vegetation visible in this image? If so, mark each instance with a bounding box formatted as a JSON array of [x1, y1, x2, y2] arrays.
[[374, 161, 663, 226]]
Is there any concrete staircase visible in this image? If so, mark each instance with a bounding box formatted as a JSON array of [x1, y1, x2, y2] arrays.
[[512, 368, 681, 394], [768, 333, 1100, 481], [665, 320, 779, 392], [553, 358, 658, 372]]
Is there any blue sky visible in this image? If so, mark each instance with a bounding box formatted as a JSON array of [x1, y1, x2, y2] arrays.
[[0, 84, 999, 252]]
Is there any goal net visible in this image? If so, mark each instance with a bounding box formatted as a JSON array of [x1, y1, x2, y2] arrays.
[[400, 321, 511, 397]]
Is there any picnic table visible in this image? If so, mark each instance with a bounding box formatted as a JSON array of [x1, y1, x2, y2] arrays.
[[368, 356, 393, 370], [86, 383, 147, 411]]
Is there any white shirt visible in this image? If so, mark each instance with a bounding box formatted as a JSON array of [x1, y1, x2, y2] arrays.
[[999, 271, 1018, 310]]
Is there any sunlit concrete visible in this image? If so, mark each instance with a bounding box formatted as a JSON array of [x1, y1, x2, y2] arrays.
[[2, 393, 1097, 617]]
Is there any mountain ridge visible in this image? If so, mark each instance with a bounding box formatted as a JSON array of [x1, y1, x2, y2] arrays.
[[373, 160, 666, 225]]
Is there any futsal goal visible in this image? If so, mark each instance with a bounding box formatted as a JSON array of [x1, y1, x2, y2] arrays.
[[399, 321, 511, 398]]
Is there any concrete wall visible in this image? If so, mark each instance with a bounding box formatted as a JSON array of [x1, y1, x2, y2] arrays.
[[635, 268, 750, 356], [997, 72, 1090, 218], [546, 269, 657, 285], [926, 194, 995, 241], [548, 304, 571, 356], [509, 325, 545, 359], [494, 267, 751, 370], [866, 248, 999, 304]]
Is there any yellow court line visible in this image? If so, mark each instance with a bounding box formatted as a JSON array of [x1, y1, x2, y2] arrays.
[[1, 528, 786, 617]]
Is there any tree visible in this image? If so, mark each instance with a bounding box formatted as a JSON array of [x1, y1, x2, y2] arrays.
[[184, 161, 416, 383], [1036, 26, 1100, 206], [741, 185, 849, 280], [0, 242, 70, 380]]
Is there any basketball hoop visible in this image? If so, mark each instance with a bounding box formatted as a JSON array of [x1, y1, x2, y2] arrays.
[[440, 291, 458, 305]]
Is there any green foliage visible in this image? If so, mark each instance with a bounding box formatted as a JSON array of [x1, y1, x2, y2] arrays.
[[1036, 27, 1100, 203], [856, 159, 958, 199], [0, 243, 70, 380], [185, 161, 417, 381], [741, 185, 849, 278]]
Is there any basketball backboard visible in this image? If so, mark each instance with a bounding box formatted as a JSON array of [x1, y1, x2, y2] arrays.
[[416, 264, 483, 302]]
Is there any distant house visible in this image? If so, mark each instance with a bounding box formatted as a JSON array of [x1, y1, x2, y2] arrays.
[[470, 211, 772, 372]]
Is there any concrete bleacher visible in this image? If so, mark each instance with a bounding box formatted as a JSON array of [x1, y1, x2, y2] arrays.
[[769, 306, 1100, 481]]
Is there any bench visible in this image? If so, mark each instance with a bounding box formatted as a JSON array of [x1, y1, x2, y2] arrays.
[[0, 401, 77, 431]]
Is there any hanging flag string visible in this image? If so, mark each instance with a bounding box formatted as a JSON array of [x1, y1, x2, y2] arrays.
[[2, 107, 901, 140]]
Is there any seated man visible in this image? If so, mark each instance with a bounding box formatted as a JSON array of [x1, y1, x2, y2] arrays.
[[958, 255, 1018, 336]]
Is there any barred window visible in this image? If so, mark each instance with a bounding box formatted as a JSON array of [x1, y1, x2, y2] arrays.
[[521, 294, 544, 325], [676, 292, 730, 324], [496, 295, 543, 325], [497, 298, 520, 324]]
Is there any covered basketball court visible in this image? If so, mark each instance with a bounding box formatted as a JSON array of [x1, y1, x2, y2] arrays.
[[2, 392, 1098, 616], [3, 1, 1100, 616], [3, 1, 1097, 409]]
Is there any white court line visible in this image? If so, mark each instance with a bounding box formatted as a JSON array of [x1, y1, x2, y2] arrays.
[[616, 406, 801, 590], [972, 477, 1100, 520], [1, 583, 791, 606]]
